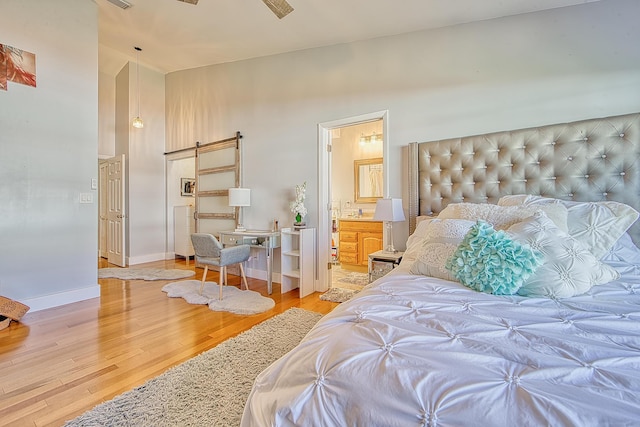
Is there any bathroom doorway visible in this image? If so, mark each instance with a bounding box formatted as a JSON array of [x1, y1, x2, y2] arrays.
[[317, 110, 389, 293]]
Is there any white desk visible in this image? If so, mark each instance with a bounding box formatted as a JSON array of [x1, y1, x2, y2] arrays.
[[219, 230, 281, 294]]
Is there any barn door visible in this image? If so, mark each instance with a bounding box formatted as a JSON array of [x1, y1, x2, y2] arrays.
[[194, 132, 241, 236]]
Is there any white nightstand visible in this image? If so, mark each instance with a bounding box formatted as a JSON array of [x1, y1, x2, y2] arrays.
[[368, 250, 404, 283]]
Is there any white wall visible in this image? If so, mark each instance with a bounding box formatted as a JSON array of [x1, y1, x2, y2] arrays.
[[98, 69, 116, 159], [0, 0, 99, 310], [91, 0, 640, 279], [98, 44, 130, 159], [165, 0, 640, 253], [331, 121, 383, 218], [114, 62, 167, 265], [166, 155, 196, 254]]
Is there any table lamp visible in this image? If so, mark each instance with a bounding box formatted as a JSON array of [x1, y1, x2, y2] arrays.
[[229, 188, 251, 232], [373, 198, 405, 253]]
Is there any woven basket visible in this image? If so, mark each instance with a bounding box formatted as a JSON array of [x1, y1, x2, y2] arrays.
[[0, 296, 29, 321], [0, 316, 11, 331]]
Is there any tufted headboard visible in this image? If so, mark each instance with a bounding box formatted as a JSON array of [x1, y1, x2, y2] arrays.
[[408, 112, 640, 243]]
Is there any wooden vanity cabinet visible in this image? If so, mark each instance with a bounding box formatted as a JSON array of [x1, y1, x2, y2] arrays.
[[338, 219, 383, 272]]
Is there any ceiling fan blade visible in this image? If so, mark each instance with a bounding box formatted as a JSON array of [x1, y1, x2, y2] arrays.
[[177, 0, 199, 4], [261, 0, 293, 19]]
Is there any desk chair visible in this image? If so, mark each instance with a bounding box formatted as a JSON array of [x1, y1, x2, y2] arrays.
[[190, 233, 251, 300]]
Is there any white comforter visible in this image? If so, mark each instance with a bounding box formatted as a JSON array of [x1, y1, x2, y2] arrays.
[[241, 261, 640, 426]]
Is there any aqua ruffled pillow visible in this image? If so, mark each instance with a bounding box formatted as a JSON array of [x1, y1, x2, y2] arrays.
[[445, 220, 542, 295]]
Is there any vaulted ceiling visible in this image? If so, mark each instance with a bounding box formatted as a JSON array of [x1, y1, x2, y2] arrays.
[[97, 0, 600, 75]]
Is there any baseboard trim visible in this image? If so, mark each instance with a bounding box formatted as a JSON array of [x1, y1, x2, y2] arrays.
[[128, 252, 167, 265], [24, 285, 101, 312]]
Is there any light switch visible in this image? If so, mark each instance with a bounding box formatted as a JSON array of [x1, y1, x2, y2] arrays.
[[91, 178, 98, 189], [80, 193, 94, 204]]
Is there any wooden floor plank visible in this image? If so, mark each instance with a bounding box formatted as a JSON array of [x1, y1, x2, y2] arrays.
[[0, 257, 338, 426]]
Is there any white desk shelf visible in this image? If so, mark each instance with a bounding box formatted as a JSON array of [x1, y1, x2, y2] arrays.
[[174, 205, 195, 264], [281, 227, 315, 297]]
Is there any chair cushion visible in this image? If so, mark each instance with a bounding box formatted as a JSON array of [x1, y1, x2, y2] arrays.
[[195, 255, 222, 267], [191, 233, 250, 266]]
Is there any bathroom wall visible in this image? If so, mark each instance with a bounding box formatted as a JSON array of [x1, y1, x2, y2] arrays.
[[331, 120, 383, 218]]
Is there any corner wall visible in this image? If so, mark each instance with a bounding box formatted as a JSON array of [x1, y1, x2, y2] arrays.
[[115, 62, 167, 265]]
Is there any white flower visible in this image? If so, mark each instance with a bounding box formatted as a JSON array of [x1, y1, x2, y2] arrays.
[[290, 182, 307, 218]]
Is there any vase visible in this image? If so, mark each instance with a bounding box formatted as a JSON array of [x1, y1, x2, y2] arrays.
[[294, 213, 306, 229]]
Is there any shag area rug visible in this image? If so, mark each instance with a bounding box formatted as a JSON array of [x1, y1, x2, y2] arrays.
[[99, 268, 195, 281], [337, 272, 369, 287], [320, 287, 360, 303], [64, 308, 322, 427], [162, 280, 275, 315]]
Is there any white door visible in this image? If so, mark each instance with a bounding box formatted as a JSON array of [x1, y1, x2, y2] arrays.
[[107, 154, 126, 267], [98, 161, 109, 258]]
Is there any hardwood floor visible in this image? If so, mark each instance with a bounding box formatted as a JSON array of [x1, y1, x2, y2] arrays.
[[0, 258, 339, 427]]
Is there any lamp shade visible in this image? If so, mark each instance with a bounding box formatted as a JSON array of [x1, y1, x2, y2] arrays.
[[373, 198, 405, 222], [228, 188, 251, 206]]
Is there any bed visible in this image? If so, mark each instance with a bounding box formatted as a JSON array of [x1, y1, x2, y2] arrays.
[[241, 112, 640, 426]]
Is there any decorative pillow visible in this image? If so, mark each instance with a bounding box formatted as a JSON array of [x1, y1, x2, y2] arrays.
[[438, 202, 569, 232], [408, 219, 475, 280], [416, 215, 433, 225], [499, 195, 639, 259], [402, 218, 436, 265], [534, 203, 569, 232], [507, 212, 620, 298], [445, 221, 542, 295]]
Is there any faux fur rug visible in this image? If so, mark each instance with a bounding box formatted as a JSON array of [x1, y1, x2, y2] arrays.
[[99, 268, 195, 281], [320, 287, 360, 303], [64, 308, 322, 427], [162, 280, 275, 315]]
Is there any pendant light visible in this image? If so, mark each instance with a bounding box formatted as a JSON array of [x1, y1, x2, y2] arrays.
[[132, 46, 144, 129]]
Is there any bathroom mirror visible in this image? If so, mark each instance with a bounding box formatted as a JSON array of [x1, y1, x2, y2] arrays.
[[354, 157, 383, 203]]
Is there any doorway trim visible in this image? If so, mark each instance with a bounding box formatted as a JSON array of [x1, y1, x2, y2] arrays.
[[317, 110, 389, 292]]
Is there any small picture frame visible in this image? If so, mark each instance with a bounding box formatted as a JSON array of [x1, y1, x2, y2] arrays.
[[181, 178, 195, 196]]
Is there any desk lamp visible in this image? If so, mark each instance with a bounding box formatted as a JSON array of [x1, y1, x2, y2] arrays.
[[373, 198, 405, 253], [229, 188, 251, 232]]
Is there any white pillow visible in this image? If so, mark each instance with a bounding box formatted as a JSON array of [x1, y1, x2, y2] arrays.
[[403, 218, 436, 265], [416, 215, 433, 225], [507, 212, 620, 298], [438, 202, 569, 232], [408, 219, 475, 280], [499, 195, 639, 259]]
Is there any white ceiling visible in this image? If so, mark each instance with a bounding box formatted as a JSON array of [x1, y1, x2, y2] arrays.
[[97, 0, 600, 76]]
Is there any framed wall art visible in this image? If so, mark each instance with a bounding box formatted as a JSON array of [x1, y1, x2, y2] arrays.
[[181, 178, 195, 196]]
